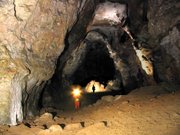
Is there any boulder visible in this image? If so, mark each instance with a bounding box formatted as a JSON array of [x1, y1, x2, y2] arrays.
[[101, 96, 114, 102], [64, 123, 82, 130]]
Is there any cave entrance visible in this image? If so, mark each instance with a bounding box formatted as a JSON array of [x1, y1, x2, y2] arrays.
[[68, 41, 120, 107], [41, 39, 122, 111], [72, 41, 115, 89]]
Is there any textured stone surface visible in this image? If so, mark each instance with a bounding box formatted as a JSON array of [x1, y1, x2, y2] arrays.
[[48, 125, 63, 132], [92, 2, 127, 26], [160, 27, 180, 66], [0, 0, 79, 125], [64, 123, 82, 130], [148, 0, 180, 83], [41, 0, 97, 109], [148, 0, 180, 39], [101, 96, 114, 102]]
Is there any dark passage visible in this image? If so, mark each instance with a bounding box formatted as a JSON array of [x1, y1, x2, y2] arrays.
[[40, 42, 121, 111], [72, 42, 116, 87]]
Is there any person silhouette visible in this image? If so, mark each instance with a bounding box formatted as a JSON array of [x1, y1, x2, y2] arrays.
[[75, 98, 80, 109], [92, 85, 95, 93]]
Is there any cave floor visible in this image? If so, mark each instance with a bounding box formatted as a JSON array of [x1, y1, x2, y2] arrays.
[[1, 83, 180, 135]]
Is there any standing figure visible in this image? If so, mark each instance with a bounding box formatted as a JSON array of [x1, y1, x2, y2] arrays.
[[75, 98, 80, 109], [92, 85, 95, 93], [72, 87, 82, 110]]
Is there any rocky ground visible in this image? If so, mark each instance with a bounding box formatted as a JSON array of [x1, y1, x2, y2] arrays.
[[0, 83, 180, 135]]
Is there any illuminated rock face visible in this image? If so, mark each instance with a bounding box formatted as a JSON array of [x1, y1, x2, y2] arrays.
[[92, 2, 127, 26], [0, 0, 80, 125]]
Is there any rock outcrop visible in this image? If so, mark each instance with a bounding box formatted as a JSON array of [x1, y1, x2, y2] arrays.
[[0, 0, 80, 125], [148, 0, 180, 83]]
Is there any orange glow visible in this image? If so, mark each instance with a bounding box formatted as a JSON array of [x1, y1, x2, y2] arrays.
[[71, 85, 82, 98], [85, 80, 106, 93]]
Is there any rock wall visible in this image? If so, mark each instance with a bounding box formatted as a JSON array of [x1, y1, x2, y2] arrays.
[[148, 0, 180, 83], [41, 0, 97, 109], [0, 0, 79, 125]]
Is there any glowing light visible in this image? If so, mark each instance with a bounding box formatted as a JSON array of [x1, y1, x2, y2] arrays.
[[73, 89, 81, 97], [71, 85, 82, 98], [85, 80, 106, 93]]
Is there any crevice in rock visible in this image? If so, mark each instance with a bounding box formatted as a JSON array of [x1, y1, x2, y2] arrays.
[[12, 0, 22, 21]]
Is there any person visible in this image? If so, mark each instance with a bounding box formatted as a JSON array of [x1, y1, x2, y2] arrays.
[[72, 87, 82, 110], [92, 85, 95, 93], [74, 98, 80, 109]]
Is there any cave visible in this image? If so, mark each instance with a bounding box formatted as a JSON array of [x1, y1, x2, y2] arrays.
[[71, 41, 116, 88], [41, 39, 121, 110], [0, 0, 179, 135]]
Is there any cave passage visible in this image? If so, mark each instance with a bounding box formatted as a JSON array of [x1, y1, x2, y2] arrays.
[[39, 0, 154, 112], [68, 42, 119, 109], [40, 41, 121, 111], [72, 42, 116, 88]]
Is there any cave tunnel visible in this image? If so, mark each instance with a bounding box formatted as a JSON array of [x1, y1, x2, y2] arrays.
[[71, 41, 116, 87], [39, 0, 154, 111], [40, 38, 123, 111], [0, 1, 179, 134]]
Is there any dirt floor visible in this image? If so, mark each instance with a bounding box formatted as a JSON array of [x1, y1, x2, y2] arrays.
[[0, 83, 180, 135]]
